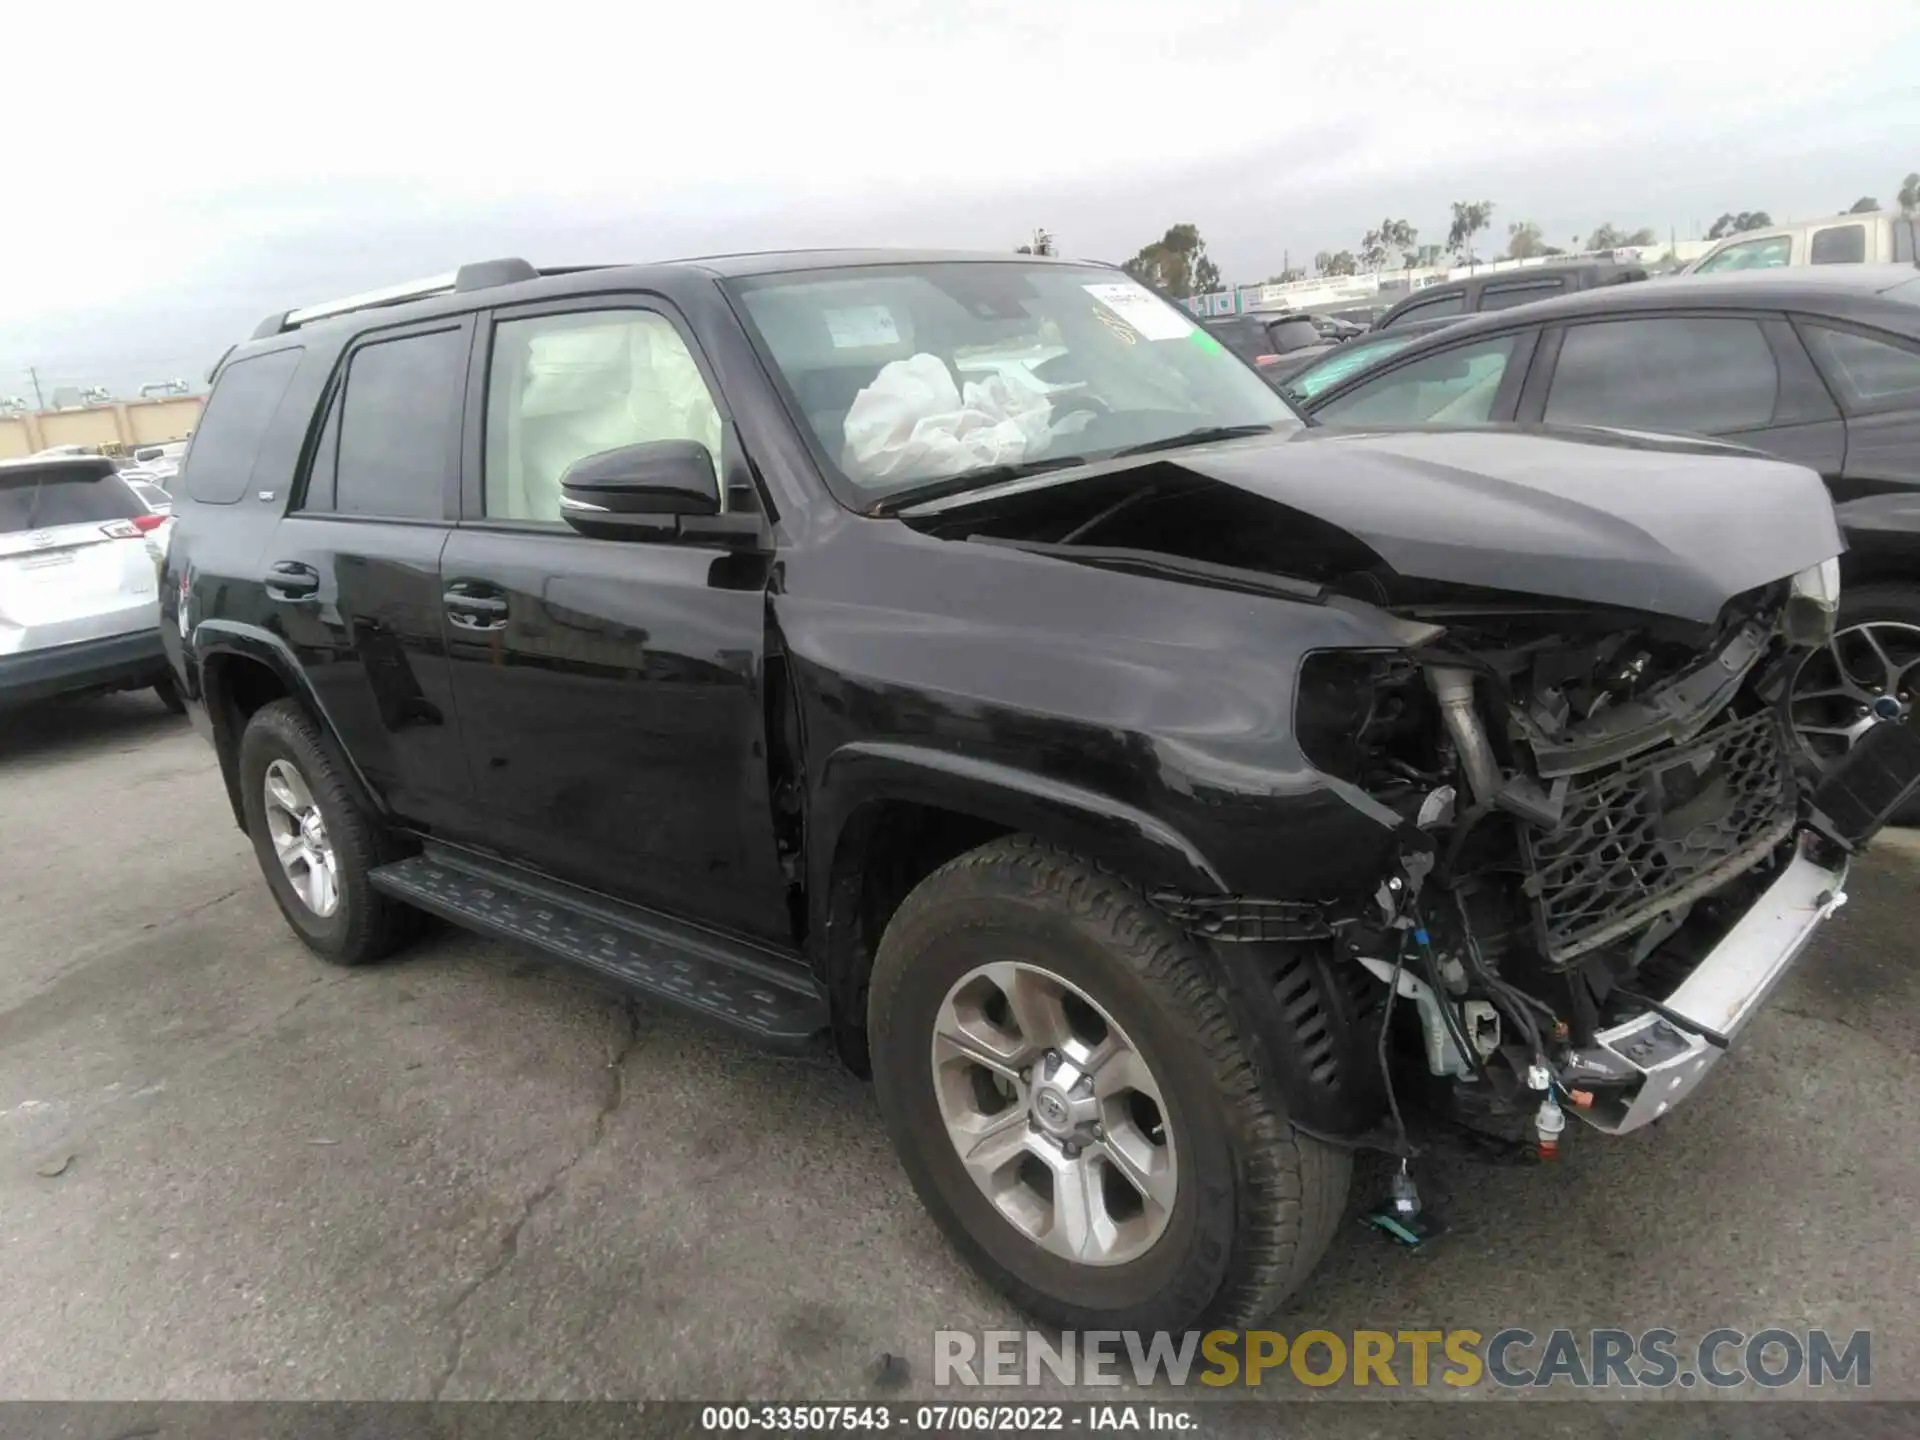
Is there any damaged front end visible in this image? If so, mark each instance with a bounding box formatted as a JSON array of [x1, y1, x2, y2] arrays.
[[1207, 572, 1920, 1156], [900, 428, 1914, 1159]]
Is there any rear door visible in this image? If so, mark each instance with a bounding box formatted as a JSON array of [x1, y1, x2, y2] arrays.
[[1526, 312, 1847, 476], [0, 462, 159, 656], [264, 318, 479, 835], [1797, 319, 1920, 495], [439, 295, 793, 942]]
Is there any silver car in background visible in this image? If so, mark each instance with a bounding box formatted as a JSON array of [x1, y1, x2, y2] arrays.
[[0, 455, 182, 712]]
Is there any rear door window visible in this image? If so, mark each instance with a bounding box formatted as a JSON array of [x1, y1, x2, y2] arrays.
[[0, 468, 144, 532], [314, 328, 466, 520], [1809, 224, 1867, 265], [1544, 317, 1779, 434], [184, 347, 305, 503]]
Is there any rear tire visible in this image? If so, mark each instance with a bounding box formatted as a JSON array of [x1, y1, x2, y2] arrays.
[[868, 836, 1349, 1332], [238, 699, 418, 965], [153, 674, 187, 715]]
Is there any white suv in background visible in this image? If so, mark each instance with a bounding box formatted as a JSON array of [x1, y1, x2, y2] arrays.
[[0, 455, 181, 712]]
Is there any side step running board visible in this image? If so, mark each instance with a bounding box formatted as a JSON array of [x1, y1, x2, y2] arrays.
[[369, 848, 828, 1051]]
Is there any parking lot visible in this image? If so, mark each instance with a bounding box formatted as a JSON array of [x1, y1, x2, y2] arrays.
[[2, 691, 1917, 1402]]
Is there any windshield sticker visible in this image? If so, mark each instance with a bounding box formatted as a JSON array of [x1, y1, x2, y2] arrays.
[[1083, 282, 1195, 340], [824, 306, 902, 349]]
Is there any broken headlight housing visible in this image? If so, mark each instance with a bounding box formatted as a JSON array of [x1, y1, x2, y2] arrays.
[[1783, 557, 1841, 648]]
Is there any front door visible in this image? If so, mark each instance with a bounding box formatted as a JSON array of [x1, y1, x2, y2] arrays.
[[440, 298, 793, 944], [264, 318, 479, 837]]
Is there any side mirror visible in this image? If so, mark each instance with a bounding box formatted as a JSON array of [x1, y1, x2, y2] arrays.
[[560, 440, 720, 520], [558, 440, 767, 549]]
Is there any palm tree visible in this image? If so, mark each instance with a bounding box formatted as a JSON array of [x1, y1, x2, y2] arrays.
[[1899, 173, 1920, 216], [1448, 201, 1494, 266]]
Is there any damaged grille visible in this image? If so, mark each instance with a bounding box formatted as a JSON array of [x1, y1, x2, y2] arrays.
[[1523, 709, 1797, 964]]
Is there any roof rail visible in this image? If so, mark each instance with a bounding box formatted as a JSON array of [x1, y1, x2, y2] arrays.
[[251, 257, 541, 339]]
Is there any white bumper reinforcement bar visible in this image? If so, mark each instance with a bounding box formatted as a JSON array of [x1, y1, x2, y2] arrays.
[[1566, 832, 1848, 1135]]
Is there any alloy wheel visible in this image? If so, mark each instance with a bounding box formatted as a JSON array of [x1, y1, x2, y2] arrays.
[[930, 961, 1177, 1267], [262, 759, 341, 917], [1789, 621, 1920, 765]]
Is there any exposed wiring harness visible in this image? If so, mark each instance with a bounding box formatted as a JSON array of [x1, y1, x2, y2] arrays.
[[1376, 933, 1411, 1157]]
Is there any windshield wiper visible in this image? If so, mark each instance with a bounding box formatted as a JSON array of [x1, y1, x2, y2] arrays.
[[1108, 423, 1284, 458], [865, 455, 1091, 516]]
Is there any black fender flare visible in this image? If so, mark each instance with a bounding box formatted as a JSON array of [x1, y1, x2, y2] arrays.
[[809, 739, 1227, 911], [190, 620, 385, 831], [806, 739, 1231, 1072]]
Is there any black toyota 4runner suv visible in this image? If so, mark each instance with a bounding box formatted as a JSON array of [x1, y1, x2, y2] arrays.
[[161, 252, 1918, 1333]]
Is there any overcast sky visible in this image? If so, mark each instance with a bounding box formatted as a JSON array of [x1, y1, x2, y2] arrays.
[[5, 0, 1919, 397]]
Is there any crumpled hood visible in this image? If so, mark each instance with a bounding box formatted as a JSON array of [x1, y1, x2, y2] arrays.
[[1178, 425, 1843, 622]]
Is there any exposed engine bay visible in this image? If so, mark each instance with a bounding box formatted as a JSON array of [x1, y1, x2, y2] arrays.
[[908, 459, 1910, 1161]]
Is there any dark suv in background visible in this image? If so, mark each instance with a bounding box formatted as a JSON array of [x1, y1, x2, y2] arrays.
[[1373, 258, 1648, 330], [160, 250, 1911, 1334]]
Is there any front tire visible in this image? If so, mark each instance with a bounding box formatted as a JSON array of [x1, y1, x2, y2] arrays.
[[868, 837, 1349, 1332], [238, 699, 417, 965]]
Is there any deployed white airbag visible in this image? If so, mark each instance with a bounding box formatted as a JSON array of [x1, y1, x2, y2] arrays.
[[842, 353, 1083, 484]]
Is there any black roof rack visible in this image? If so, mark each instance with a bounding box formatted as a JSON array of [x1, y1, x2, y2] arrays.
[[250, 257, 542, 339]]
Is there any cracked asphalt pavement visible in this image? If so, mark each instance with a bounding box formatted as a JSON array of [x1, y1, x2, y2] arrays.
[[1, 692, 1916, 1401]]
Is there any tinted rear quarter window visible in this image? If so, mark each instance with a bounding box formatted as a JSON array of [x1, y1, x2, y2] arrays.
[[0, 469, 143, 532], [185, 347, 305, 504], [1801, 324, 1920, 408], [1267, 317, 1321, 351], [1204, 318, 1271, 361], [1810, 224, 1866, 264], [1544, 317, 1780, 434], [326, 328, 466, 520], [1479, 278, 1566, 312], [1384, 293, 1465, 328]]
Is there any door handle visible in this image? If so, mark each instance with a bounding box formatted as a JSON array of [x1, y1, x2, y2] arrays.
[[443, 586, 509, 631], [265, 561, 320, 602]]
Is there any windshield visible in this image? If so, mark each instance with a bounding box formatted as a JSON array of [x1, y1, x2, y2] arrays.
[[729, 262, 1300, 505]]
